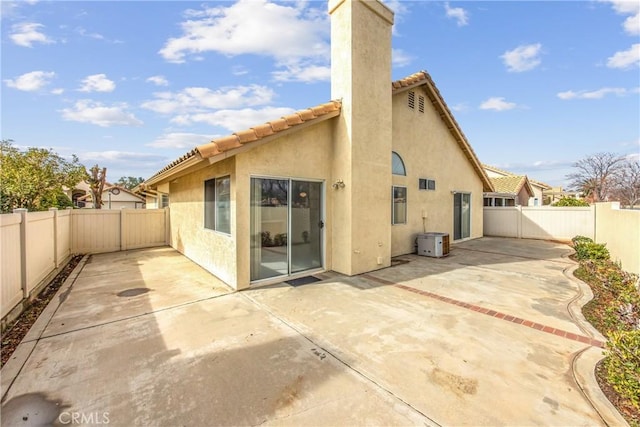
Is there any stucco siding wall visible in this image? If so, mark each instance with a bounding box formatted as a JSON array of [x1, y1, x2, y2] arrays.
[[391, 90, 484, 256], [168, 158, 237, 287], [235, 120, 335, 288]]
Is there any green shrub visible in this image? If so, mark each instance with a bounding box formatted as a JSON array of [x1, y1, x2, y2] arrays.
[[553, 197, 590, 207], [604, 330, 640, 409], [572, 236, 610, 261]]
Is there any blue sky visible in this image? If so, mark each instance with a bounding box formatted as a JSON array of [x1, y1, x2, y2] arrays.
[[2, 0, 639, 187]]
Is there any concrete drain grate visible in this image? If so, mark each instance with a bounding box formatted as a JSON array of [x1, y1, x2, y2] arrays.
[[117, 288, 151, 297]]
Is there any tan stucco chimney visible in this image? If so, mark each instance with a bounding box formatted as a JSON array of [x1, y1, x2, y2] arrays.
[[329, 0, 394, 275]]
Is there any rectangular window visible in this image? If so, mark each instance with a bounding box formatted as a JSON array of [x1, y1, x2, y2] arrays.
[[419, 178, 436, 191], [160, 194, 169, 208], [392, 186, 407, 225], [204, 176, 231, 234]]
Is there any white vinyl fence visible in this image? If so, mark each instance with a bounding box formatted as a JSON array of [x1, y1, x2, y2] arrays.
[[1, 208, 169, 322], [484, 202, 640, 275]]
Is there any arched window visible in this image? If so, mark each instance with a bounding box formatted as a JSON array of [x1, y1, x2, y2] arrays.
[[392, 151, 406, 176]]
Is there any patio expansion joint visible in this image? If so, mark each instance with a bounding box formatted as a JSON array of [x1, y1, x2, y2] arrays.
[[31, 292, 237, 343], [240, 292, 443, 427], [360, 274, 605, 349]]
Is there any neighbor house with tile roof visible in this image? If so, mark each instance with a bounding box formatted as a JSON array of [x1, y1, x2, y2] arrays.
[[483, 164, 551, 206], [141, 0, 493, 290]]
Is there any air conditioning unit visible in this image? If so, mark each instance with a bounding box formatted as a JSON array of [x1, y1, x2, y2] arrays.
[[417, 232, 450, 258]]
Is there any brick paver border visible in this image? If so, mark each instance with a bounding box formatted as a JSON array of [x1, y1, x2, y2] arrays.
[[362, 274, 605, 349]]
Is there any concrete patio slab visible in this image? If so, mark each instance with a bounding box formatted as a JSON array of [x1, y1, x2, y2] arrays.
[[1, 238, 627, 426]]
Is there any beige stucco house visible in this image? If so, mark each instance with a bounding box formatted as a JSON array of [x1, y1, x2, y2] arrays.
[[67, 181, 145, 209], [142, 0, 493, 290], [483, 164, 550, 206]]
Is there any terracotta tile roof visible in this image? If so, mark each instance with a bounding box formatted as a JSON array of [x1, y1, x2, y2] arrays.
[[146, 70, 492, 192], [393, 71, 494, 192], [145, 101, 341, 184], [483, 164, 551, 190], [488, 175, 534, 197]]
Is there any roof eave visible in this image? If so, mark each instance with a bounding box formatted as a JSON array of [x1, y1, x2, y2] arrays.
[[201, 109, 341, 164], [144, 154, 204, 188], [419, 77, 494, 192]]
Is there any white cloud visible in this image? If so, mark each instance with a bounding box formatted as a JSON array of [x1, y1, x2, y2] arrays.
[[81, 151, 166, 163], [603, 0, 640, 35], [451, 103, 469, 112], [160, 0, 329, 63], [271, 63, 331, 82], [60, 100, 143, 127], [10, 22, 54, 47], [159, 0, 330, 83], [147, 132, 216, 149], [383, 0, 409, 16], [231, 66, 249, 76], [141, 84, 276, 115], [4, 71, 55, 91], [606, 43, 640, 69], [170, 107, 295, 132], [75, 27, 105, 40], [78, 74, 116, 92], [444, 2, 469, 26], [51, 88, 64, 95], [146, 75, 169, 86], [479, 97, 517, 111], [392, 49, 413, 67], [501, 43, 542, 72], [557, 87, 628, 100]]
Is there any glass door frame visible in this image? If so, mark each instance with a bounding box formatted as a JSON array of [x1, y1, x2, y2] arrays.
[[453, 192, 472, 241], [250, 175, 325, 286]]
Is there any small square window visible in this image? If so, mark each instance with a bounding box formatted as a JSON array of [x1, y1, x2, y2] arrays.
[[419, 178, 436, 191]]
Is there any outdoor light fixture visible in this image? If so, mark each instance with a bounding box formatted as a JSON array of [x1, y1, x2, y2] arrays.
[[332, 179, 345, 189]]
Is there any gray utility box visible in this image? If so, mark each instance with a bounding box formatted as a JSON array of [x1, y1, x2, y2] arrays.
[[417, 232, 450, 258]]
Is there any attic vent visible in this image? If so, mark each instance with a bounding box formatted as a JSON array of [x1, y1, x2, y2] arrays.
[[418, 95, 425, 113], [408, 91, 415, 110]]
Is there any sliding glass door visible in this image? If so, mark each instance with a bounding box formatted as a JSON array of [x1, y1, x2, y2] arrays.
[[453, 192, 471, 240], [250, 178, 323, 282]]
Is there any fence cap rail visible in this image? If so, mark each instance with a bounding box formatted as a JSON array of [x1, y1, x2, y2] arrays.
[[0, 213, 22, 226]]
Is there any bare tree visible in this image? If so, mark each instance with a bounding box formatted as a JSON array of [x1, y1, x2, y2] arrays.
[[566, 152, 624, 202], [87, 165, 107, 209], [611, 158, 640, 208]]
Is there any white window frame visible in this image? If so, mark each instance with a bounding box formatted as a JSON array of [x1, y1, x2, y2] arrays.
[[392, 186, 407, 225], [204, 175, 231, 234]]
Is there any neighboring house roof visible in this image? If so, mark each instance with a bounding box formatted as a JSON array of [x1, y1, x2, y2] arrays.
[[483, 164, 551, 190], [78, 185, 145, 202], [486, 175, 534, 198], [145, 70, 493, 192]]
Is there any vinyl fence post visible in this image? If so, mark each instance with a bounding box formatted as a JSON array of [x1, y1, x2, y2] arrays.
[[164, 207, 170, 245], [13, 208, 28, 298], [49, 208, 59, 268]]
